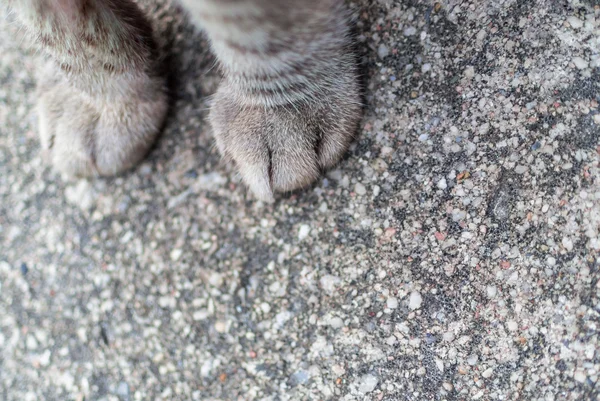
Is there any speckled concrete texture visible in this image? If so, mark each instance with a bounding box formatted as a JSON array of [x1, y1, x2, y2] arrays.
[[1, 0, 599, 400]]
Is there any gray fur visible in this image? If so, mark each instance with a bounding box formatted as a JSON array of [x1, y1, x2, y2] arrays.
[[6, 0, 361, 200]]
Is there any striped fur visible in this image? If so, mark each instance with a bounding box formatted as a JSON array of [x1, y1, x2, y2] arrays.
[[6, 0, 362, 200]]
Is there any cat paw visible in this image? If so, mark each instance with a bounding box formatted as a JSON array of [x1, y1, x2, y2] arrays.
[[36, 68, 168, 179], [209, 81, 362, 202]]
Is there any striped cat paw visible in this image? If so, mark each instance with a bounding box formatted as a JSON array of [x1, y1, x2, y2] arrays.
[[209, 81, 362, 202], [37, 64, 168, 179]]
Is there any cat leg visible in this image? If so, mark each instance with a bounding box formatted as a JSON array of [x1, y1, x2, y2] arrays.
[[6, 0, 168, 177], [181, 0, 362, 201]]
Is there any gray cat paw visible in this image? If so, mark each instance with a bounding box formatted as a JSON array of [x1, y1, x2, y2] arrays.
[[209, 81, 362, 202], [36, 66, 168, 179]]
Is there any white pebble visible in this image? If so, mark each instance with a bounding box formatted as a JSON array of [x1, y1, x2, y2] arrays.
[[437, 178, 447, 190], [567, 16, 583, 29], [464, 66, 475, 79], [214, 321, 228, 333], [386, 297, 399, 309], [404, 26, 417, 36], [377, 44, 389, 59], [357, 374, 378, 394], [562, 237, 574, 252], [328, 317, 344, 329], [260, 302, 271, 314], [409, 291, 422, 310], [355, 183, 367, 195], [486, 286, 497, 298], [574, 370, 587, 383], [65, 180, 95, 211], [170, 248, 183, 262], [573, 56, 588, 69], [515, 165, 528, 174], [298, 225, 311, 241], [320, 275, 341, 292], [506, 320, 518, 331], [482, 368, 494, 378]]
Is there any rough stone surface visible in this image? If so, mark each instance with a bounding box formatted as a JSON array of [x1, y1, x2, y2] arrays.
[[1, 0, 599, 400]]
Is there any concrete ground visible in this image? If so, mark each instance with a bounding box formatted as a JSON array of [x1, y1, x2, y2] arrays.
[[1, 0, 599, 400]]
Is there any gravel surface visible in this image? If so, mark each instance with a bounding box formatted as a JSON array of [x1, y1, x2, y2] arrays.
[[1, 0, 599, 400]]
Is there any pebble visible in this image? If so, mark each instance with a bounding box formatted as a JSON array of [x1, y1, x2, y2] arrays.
[[215, 321, 228, 333], [506, 321, 518, 332], [298, 225, 311, 241], [170, 249, 183, 262], [562, 237, 573, 252], [320, 275, 341, 292], [437, 178, 447, 190], [482, 368, 494, 378], [377, 44, 389, 59], [386, 297, 399, 309], [574, 370, 587, 383], [515, 165, 528, 174], [409, 291, 422, 310], [573, 56, 588, 69], [328, 317, 344, 329], [354, 183, 367, 196], [566, 16, 583, 29], [464, 66, 475, 79], [290, 370, 309, 385], [65, 180, 95, 211], [357, 374, 378, 394], [486, 286, 497, 298], [403, 26, 417, 36]]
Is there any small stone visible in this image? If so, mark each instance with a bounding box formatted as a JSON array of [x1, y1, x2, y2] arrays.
[[38, 350, 51, 367], [573, 57, 588, 69], [506, 320, 518, 332], [574, 370, 587, 383], [116, 382, 130, 398], [170, 249, 183, 262], [328, 317, 344, 329], [290, 370, 310, 385], [567, 16, 584, 29], [403, 26, 417, 36], [482, 368, 494, 378], [215, 321, 228, 333], [409, 291, 422, 310], [65, 180, 95, 211], [260, 302, 271, 314], [422, 63, 432, 73], [357, 374, 378, 394], [298, 225, 311, 241], [386, 297, 399, 309], [377, 44, 389, 59], [562, 237, 573, 252], [486, 286, 497, 298], [593, 114, 600, 125], [437, 178, 447, 190], [515, 165, 528, 174], [193, 309, 209, 321], [355, 183, 367, 195], [320, 275, 341, 292], [464, 66, 475, 79]]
